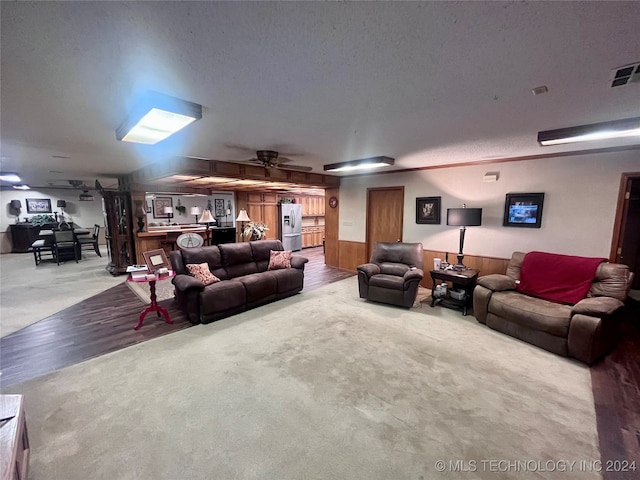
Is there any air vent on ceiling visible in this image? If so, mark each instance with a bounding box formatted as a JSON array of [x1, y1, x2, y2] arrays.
[[610, 62, 640, 87]]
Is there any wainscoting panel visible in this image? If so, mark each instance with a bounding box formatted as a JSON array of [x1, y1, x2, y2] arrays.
[[338, 240, 367, 272]]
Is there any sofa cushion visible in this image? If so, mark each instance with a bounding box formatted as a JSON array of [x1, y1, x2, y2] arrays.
[[589, 262, 632, 301], [250, 240, 284, 271], [219, 242, 258, 278], [489, 291, 572, 337], [369, 274, 405, 291], [266, 268, 304, 294], [180, 246, 227, 280], [378, 262, 410, 277], [186, 262, 221, 286], [268, 250, 292, 270], [199, 280, 246, 315], [232, 272, 277, 304], [516, 251, 606, 305]]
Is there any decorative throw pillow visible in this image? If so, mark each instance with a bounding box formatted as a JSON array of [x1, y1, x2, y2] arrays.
[[186, 263, 220, 286], [268, 250, 292, 270]]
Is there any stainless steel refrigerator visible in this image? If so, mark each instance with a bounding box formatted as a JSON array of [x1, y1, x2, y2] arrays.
[[278, 204, 302, 251]]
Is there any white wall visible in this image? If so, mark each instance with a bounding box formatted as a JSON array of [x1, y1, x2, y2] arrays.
[[143, 191, 236, 227], [339, 150, 640, 259]]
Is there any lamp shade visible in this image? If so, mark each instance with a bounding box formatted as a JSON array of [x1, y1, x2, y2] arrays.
[[447, 208, 482, 226], [10, 200, 21, 209], [190, 206, 201, 216], [235, 209, 250, 222], [199, 209, 215, 224], [57, 200, 66, 208], [164, 206, 174, 215]]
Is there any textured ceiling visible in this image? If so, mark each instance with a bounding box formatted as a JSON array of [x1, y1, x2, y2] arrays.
[[1, 1, 639, 190]]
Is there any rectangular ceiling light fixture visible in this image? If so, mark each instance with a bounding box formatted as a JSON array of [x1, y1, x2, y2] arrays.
[[116, 92, 202, 144], [323, 156, 394, 172], [538, 117, 640, 146], [0, 172, 22, 182]]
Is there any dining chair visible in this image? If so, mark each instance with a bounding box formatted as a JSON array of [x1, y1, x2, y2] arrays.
[[78, 224, 101, 257], [53, 230, 79, 265]]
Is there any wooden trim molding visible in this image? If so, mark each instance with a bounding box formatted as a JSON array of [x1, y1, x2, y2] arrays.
[[609, 172, 640, 262]]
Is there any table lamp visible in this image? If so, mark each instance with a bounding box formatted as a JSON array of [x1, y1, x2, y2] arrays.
[[164, 206, 174, 223], [57, 200, 66, 222], [10, 200, 22, 223], [198, 209, 216, 245], [235, 209, 250, 241], [190, 206, 201, 224], [446, 204, 482, 269]]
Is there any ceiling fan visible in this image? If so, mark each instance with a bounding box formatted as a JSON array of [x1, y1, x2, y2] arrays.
[[239, 150, 312, 172]]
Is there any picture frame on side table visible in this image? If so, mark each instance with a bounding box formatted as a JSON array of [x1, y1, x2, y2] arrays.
[[152, 197, 173, 218], [143, 249, 170, 273], [416, 196, 441, 224], [503, 192, 545, 228], [26, 198, 52, 214]]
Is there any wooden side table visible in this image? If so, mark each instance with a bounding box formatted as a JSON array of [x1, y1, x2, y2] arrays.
[[127, 271, 176, 330], [430, 268, 479, 316], [0, 394, 29, 480]]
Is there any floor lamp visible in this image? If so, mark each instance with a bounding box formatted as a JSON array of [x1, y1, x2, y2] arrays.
[[198, 209, 216, 245], [235, 209, 250, 241], [446, 204, 482, 269]]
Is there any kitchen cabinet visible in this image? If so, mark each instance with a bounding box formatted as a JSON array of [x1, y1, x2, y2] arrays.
[[245, 192, 278, 240]]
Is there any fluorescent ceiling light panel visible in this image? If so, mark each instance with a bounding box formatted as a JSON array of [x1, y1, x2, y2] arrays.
[[0, 173, 21, 182], [538, 117, 640, 146], [13, 184, 30, 190], [324, 156, 394, 172], [116, 92, 202, 144]]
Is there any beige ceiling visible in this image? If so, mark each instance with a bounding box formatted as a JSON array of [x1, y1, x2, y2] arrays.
[[1, 2, 639, 192]]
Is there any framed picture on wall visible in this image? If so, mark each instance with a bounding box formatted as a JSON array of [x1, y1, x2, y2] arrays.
[[214, 199, 225, 217], [152, 197, 173, 218], [503, 192, 545, 228], [416, 197, 441, 224], [26, 198, 52, 214]]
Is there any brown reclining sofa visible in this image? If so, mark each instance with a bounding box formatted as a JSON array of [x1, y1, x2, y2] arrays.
[[170, 240, 308, 324], [473, 251, 633, 364]]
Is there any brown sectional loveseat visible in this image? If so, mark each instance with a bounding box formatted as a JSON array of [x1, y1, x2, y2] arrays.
[[473, 251, 633, 364], [170, 240, 308, 324]]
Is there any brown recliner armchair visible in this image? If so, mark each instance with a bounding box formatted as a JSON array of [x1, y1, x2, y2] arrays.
[[357, 242, 424, 308]]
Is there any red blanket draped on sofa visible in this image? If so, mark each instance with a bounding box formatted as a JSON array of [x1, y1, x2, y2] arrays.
[[516, 251, 607, 305]]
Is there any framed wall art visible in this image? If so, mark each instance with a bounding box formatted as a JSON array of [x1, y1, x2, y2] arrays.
[[416, 196, 441, 224], [26, 198, 52, 214], [214, 199, 225, 217], [503, 192, 545, 228], [152, 197, 173, 218]]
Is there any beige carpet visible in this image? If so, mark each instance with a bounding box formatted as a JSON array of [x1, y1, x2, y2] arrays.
[[6, 277, 599, 480]]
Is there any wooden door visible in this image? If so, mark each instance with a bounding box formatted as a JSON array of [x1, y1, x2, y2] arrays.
[[366, 187, 404, 260], [612, 174, 640, 288]]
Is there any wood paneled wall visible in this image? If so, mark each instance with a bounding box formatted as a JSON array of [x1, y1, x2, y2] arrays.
[[335, 240, 510, 286], [324, 187, 339, 267]]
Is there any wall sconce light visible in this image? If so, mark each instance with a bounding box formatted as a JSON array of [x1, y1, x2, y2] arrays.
[[446, 204, 483, 269], [235, 209, 251, 241], [537, 116, 640, 146], [323, 156, 394, 172], [190, 206, 201, 224], [115, 91, 203, 144]]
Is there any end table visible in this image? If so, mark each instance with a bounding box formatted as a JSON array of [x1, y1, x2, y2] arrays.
[[430, 268, 479, 316], [127, 271, 176, 330]]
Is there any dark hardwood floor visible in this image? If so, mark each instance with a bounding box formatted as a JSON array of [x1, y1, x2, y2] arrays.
[[1, 249, 638, 470], [0, 247, 352, 388]]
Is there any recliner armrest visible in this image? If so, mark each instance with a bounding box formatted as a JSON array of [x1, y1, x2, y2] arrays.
[[403, 268, 424, 282], [572, 296, 624, 317], [291, 256, 309, 270], [357, 263, 380, 278], [173, 274, 205, 292], [477, 274, 516, 292]]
